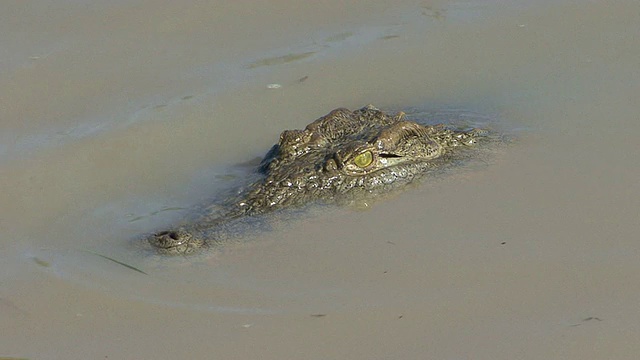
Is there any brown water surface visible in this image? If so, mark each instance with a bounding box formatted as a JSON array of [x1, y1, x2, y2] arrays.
[[1, 1, 640, 359]]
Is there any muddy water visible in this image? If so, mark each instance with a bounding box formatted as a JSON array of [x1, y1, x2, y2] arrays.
[[2, 1, 640, 359]]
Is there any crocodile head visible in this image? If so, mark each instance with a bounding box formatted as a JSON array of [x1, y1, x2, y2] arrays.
[[255, 105, 483, 203], [146, 105, 486, 255]]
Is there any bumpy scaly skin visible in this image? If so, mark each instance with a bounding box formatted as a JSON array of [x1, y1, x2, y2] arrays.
[[148, 105, 487, 254]]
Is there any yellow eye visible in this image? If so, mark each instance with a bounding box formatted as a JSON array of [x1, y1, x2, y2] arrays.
[[353, 151, 373, 168]]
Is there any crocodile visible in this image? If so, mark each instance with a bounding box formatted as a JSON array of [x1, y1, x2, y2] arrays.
[[146, 105, 489, 254]]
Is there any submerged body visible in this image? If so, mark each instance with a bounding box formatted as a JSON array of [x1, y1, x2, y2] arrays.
[[148, 105, 488, 254]]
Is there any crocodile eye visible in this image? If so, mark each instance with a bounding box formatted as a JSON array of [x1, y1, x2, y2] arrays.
[[353, 151, 373, 168]]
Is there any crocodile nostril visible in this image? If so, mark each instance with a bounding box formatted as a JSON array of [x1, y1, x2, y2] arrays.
[[156, 231, 179, 240]]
